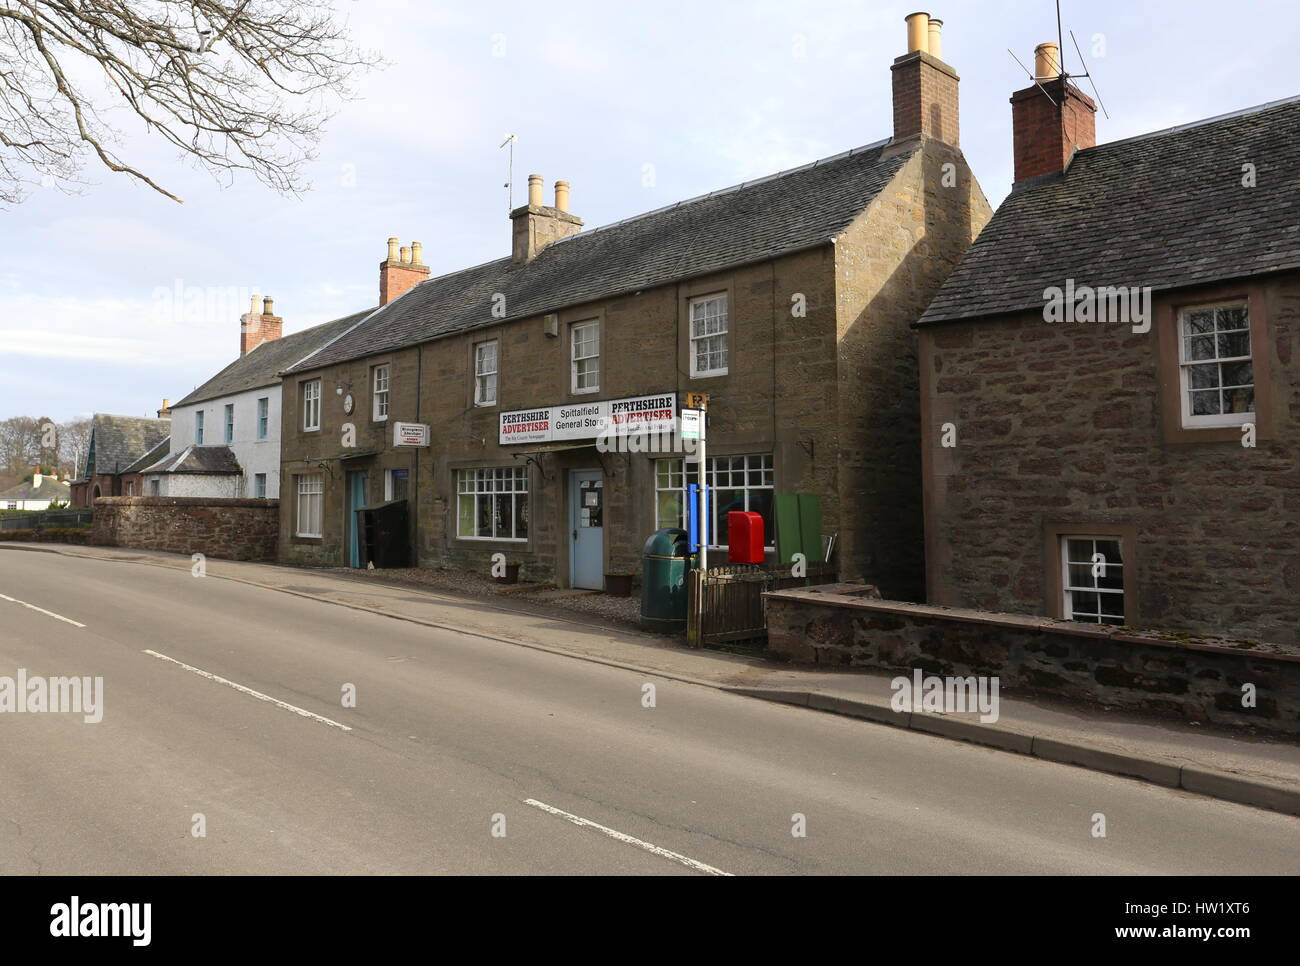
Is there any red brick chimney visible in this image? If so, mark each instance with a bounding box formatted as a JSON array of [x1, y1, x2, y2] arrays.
[[891, 12, 960, 146], [1011, 42, 1097, 182], [240, 295, 283, 356], [379, 237, 430, 305]]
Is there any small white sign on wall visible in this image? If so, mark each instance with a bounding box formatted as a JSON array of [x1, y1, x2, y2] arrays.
[[392, 421, 430, 447]]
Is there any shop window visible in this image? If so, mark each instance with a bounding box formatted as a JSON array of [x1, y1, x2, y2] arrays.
[[457, 467, 527, 540], [655, 454, 773, 548]]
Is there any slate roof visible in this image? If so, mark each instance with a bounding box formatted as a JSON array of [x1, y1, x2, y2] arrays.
[[175, 308, 374, 407], [287, 140, 916, 374], [121, 435, 171, 475], [919, 96, 1300, 325], [0, 476, 71, 500], [141, 444, 242, 475], [85, 414, 171, 477]]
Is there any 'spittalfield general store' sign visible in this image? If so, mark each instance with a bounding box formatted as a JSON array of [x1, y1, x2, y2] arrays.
[[500, 393, 676, 445]]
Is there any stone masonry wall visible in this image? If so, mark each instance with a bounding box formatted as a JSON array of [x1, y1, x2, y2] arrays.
[[767, 585, 1300, 736], [94, 496, 279, 562], [921, 271, 1300, 646]]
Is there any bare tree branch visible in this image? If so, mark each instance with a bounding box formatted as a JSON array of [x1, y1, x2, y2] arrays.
[[0, 0, 381, 204]]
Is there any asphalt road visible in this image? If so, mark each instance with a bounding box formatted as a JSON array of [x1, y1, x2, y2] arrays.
[[1, 547, 1297, 875]]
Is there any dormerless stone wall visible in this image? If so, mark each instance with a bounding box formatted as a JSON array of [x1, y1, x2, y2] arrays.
[[766, 585, 1300, 736], [93, 497, 279, 562]]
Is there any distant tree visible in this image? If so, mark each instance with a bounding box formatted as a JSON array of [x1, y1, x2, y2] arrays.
[[0, 1, 379, 204], [0, 415, 42, 473], [57, 417, 90, 476]]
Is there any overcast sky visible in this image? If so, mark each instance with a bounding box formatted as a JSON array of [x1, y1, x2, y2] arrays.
[[2, 0, 1296, 423]]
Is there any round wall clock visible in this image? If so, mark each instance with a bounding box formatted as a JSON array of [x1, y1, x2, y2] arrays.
[[343, 393, 354, 415]]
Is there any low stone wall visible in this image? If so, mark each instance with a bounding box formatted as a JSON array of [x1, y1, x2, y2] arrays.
[[765, 584, 1300, 736], [93, 496, 279, 562]]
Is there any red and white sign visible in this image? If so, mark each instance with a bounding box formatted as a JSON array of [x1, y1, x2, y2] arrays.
[[499, 393, 677, 445], [392, 421, 431, 447]]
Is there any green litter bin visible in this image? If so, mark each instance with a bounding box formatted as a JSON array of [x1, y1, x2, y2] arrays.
[[641, 528, 691, 633]]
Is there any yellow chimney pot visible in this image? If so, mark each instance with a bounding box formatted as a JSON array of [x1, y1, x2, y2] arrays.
[[387, 237, 400, 262], [905, 11, 930, 54], [1035, 42, 1061, 80], [411, 241, 424, 265], [527, 173, 544, 208], [927, 18, 943, 60], [554, 180, 570, 213]]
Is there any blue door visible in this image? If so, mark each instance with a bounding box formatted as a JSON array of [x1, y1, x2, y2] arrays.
[[569, 469, 604, 589], [348, 470, 367, 567]]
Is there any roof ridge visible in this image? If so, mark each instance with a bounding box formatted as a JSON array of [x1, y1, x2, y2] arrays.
[[548, 138, 893, 245], [1086, 92, 1300, 153]]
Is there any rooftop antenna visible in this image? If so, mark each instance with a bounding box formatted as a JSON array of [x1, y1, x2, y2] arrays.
[[1068, 29, 1111, 119], [499, 134, 517, 214]]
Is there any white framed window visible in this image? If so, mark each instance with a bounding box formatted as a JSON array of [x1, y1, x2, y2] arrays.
[[689, 293, 729, 377], [373, 364, 390, 421], [1178, 302, 1254, 428], [257, 397, 269, 439], [224, 403, 235, 443], [149, 478, 160, 496], [194, 410, 205, 445], [655, 454, 774, 548], [296, 473, 323, 537], [5, 501, 16, 510], [253, 473, 267, 499], [1061, 535, 1125, 626], [457, 467, 528, 540], [302, 380, 321, 431], [571, 321, 600, 393], [385, 468, 410, 502], [474, 342, 498, 406]]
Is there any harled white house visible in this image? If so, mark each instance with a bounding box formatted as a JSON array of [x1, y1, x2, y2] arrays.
[[144, 297, 370, 498], [0, 471, 71, 510]]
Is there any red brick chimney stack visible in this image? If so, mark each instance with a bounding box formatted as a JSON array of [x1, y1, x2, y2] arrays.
[[891, 12, 960, 146], [379, 237, 430, 305], [1010, 42, 1097, 182], [239, 294, 283, 356]]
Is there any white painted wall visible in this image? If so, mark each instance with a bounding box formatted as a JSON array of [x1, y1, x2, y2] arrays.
[[165, 383, 282, 499], [147, 472, 244, 499]]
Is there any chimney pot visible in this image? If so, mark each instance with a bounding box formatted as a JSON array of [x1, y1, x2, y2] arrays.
[[249, 293, 260, 315], [400, 246, 410, 264], [554, 180, 570, 213], [527, 174, 544, 208], [1034, 42, 1061, 80], [411, 241, 423, 265], [905, 11, 930, 54], [262, 296, 274, 316], [387, 237, 400, 262], [891, 11, 959, 145]]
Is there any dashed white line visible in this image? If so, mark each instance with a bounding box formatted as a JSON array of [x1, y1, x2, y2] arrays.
[[523, 798, 733, 876], [0, 592, 85, 628], [142, 649, 352, 732]]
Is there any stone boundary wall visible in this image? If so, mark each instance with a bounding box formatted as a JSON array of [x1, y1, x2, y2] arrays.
[[765, 584, 1300, 736], [93, 497, 279, 562]]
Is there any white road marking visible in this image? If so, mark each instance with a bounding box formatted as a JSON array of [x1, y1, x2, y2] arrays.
[[142, 649, 352, 732], [523, 798, 733, 876], [0, 592, 86, 628]]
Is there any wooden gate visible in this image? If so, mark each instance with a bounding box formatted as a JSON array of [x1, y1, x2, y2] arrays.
[[686, 562, 832, 648]]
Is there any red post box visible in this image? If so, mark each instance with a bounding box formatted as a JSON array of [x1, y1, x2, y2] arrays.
[[727, 510, 765, 564]]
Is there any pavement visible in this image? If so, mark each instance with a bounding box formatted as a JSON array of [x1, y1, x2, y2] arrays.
[[1, 541, 1298, 875]]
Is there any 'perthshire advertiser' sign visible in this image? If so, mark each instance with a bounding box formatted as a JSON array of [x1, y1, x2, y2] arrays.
[[499, 393, 677, 445], [393, 421, 430, 447]]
